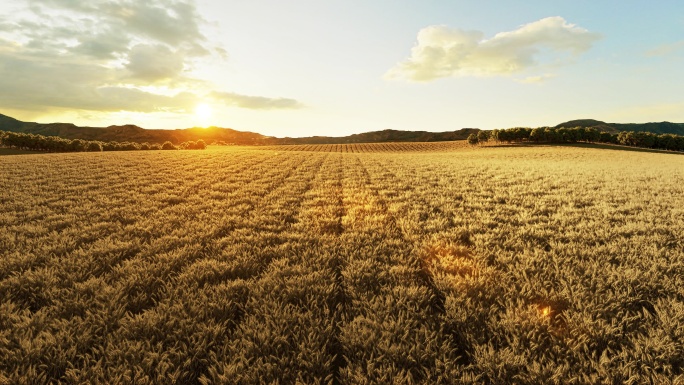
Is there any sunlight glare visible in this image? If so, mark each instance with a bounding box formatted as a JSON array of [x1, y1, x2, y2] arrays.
[[195, 103, 212, 121]]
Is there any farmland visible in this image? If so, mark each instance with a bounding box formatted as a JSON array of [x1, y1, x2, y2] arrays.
[[1, 142, 683, 384]]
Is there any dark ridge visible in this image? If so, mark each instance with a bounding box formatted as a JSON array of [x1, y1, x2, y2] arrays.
[[555, 119, 684, 135]]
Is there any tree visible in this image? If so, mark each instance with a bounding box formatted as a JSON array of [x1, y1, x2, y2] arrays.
[[120, 142, 141, 151], [599, 132, 615, 143], [529, 128, 545, 142], [511, 127, 532, 142], [86, 141, 103, 152], [467, 133, 479, 145], [490, 129, 500, 143], [565, 128, 580, 143], [497, 129, 512, 143], [161, 141, 177, 150], [618, 131, 636, 146], [634, 132, 656, 148], [544, 127, 560, 143], [675, 136, 684, 152], [477, 131, 489, 144], [68, 139, 86, 152], [585, 128, 601, 143]]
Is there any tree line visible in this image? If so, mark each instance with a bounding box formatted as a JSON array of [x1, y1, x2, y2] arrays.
[[468, 126, 684, 152], [0, 130, 207, 152]]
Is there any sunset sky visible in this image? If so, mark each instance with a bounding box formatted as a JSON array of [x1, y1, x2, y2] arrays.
[[1, 0, 683, 137]]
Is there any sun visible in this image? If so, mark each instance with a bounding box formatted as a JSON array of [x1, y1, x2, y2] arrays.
[[194, 103, 212, 121]]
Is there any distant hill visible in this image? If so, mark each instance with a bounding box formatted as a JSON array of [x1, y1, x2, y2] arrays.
[[278, 128, 479, 145], [555, 119, 684, 135], [0, 114, 29, 131], [0, 114, 274, 145], [5, 113, 682, 145], [0, 113, 477, 145]]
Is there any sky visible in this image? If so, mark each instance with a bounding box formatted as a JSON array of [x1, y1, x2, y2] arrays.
[[1, 0, 683, 137]]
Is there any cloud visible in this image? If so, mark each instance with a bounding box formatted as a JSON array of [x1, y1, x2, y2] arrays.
[[0, 51, 196, 113], [210, 92, 303, 110], [119, 1, 207, 54], [1, 0, 210, 90], [515, 74, 557, 84], [26, 0, 208, 51], [386, 17, 600, 82], [19, 0, 211, 61], [95, 87, 197, 112], [0, 0, 303, 115], [72, 28, 131, 59], [646, 41, 684, 57], [126, 44, 185, 82]]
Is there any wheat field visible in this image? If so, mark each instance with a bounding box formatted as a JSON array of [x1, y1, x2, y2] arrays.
[[1, 143, 683, 384]]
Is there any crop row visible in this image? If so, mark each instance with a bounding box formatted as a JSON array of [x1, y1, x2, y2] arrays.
[[261, 141, 469, 153]]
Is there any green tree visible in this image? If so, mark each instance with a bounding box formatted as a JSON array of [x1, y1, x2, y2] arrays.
[[497, 129, 513, 143], [618, 132, 636, 146], [585, 128, 601, 142], [529, 128, 545, 142], [490, 129, 500, 142], [477, 131, 490, 144], [467, 133, 479, 145], [544, 127, 560, 142], [599, 132, 615, 143]]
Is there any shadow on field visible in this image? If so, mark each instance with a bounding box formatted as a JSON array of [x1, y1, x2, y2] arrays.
[[485, 142, 684, 155], [0, 147, 42, 156]]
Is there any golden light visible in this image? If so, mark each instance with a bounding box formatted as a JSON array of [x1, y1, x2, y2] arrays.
[[539, 305, 551, 318], [195, 103, 212, 121]]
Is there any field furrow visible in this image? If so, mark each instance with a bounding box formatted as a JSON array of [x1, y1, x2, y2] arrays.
[[333, 154, 458, 383]]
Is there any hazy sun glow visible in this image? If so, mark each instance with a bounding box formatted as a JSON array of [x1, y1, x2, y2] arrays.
[[2, 1, 684, 135], [195, 103, 212, 121]]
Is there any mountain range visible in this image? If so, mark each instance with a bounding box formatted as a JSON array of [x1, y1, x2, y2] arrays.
[[1, 113, 683, 145]]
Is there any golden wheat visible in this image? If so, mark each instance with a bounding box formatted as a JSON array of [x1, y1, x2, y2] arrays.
[[0, 143, 682, 384]]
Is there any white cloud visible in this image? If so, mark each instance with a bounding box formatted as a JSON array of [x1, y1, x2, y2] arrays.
[[386, 17, 600, 82]]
